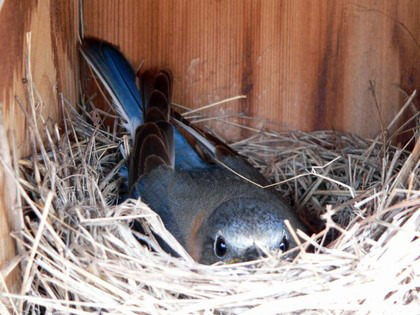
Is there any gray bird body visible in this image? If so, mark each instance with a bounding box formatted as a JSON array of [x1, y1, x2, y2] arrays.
[[135, 159, 306, 264], [80, 38, 307, 265]]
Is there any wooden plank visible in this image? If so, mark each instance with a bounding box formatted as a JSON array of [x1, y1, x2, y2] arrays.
[[0, 0, 79, 293], [83, 0, 420, 141]]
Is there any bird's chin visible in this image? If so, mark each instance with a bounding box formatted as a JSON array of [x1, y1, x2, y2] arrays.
[[225, 258, 242, 264]]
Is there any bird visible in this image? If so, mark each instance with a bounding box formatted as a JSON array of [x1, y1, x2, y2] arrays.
[[80, 38, 307, 265]]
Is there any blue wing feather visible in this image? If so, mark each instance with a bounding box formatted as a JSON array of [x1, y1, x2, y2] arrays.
[[174, 129, 208, 170], [80, 39, 143, 137], [101, 44, 143, 118]]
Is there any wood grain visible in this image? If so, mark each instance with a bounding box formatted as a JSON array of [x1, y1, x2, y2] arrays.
[[83, 0, 419, 141], [0, 0, 79, 292]]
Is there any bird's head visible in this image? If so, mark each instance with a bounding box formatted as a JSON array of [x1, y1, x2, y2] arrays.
[[192, 197, 302, 265]]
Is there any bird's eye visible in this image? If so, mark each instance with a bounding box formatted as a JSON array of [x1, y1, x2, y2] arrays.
[[214, 235, 227, 258], [279, 235, 289, 252]]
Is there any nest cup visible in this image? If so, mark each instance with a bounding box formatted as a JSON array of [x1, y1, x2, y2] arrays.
[[0, 44, 418, 314]]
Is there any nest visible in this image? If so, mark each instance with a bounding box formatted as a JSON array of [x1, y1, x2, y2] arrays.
[[0, 57, 419, 315]]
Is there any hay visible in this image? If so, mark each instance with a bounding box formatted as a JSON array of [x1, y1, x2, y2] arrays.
[[0, 52, 419, 315]]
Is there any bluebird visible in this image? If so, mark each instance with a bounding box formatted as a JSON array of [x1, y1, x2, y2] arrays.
[[80, 38, 307, 264]]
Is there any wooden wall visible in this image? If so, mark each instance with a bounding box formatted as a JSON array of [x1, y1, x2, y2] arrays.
[[0, 0, 79, 292], [83, 0, 420, 141]]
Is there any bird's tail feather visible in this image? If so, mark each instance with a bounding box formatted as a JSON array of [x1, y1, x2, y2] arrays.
[[128, 70, 175, 189]]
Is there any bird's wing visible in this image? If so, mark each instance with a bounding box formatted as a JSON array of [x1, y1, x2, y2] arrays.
[[172, 111, 270, 186]]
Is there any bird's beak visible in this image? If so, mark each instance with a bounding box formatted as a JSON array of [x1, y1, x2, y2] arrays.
[[243, 245, 267, 262]]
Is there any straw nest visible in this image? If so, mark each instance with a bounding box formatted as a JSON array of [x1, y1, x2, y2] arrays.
[[0, 62, 419, 314]]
